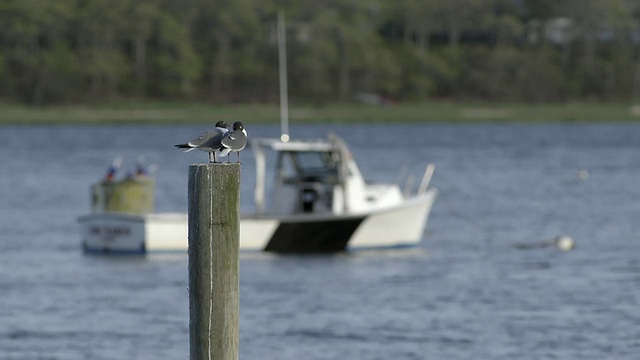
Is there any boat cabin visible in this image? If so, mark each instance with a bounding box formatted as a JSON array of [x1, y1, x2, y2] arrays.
[[250, 134, 404, 217]]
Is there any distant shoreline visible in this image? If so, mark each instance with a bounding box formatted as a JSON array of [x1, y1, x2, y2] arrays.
[[1, 102, 640, 125]]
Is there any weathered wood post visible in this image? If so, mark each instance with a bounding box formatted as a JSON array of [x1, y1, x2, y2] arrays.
[[188, 163, 240, 360]]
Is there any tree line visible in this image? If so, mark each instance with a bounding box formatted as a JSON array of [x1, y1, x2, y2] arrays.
[[1, 0, 640, 106]]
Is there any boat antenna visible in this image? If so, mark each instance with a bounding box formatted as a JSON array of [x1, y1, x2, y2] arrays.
[[278, 10, 290, 143]]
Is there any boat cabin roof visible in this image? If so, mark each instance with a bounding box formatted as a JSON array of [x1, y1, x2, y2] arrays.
[[251, 138, 335, 153]]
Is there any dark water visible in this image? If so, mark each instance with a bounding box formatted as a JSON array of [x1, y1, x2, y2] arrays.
[[1, 123, 639, 359]]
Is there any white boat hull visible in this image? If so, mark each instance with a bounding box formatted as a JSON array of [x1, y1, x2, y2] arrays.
[[79, 189, 437, 254]]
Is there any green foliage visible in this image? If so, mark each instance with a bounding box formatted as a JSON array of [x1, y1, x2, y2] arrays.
[[0, 0, 639, 105]]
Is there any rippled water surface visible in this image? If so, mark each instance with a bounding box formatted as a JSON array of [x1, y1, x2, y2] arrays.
[[1, 123, 639, 359]]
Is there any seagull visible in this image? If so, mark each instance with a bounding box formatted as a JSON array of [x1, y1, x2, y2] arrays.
[[174, 121, 229, 163], [219, 121, 248, 163]]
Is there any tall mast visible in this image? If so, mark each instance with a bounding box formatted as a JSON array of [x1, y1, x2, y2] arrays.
[[277, 11, 290, 142]]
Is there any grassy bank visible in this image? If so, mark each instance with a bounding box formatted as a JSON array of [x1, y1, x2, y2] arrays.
[[1, 102, 639, 125]]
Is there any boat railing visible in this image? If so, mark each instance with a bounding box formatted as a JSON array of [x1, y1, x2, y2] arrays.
[[403, 163, 436, 197], [418, 163, 436, 194]]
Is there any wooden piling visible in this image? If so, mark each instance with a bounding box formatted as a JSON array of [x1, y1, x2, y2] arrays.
[[188, 163, 240, 360]]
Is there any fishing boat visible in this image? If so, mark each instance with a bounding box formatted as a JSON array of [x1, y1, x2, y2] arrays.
[[79, 134, 437, 253], [78, 12, 437, 253]]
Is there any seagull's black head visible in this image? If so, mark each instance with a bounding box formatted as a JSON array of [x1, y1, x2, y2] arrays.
[[215, 121, 228, 128], [232, 121, 244, 131]]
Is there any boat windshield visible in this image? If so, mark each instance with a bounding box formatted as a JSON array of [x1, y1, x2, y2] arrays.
[[272, 149, 341, 214], [290, 151, 338, 181]]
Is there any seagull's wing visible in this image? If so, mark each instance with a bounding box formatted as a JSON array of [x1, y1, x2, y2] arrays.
[[188, 128, 225, 148]]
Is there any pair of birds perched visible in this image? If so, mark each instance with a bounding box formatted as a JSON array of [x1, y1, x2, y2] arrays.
[[175, 121, 247, 163]]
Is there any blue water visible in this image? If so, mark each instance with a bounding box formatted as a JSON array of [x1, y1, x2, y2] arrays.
[[1, 123, 639, 359]]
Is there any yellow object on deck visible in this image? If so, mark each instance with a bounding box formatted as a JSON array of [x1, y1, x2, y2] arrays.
[[91, 177, 155, 214]]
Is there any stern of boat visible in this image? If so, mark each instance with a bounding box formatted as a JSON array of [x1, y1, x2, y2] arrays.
[[79, 213, 147, 254]]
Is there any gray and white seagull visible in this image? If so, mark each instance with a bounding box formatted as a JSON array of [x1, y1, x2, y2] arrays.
[[219, 121, 248, 163], [174, 121, 229, 163]]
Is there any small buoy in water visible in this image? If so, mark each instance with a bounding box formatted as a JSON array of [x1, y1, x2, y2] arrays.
[[512, 235, 576, 251], [578, 170, 589, 180], [552, 235, 575, 251]]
